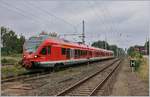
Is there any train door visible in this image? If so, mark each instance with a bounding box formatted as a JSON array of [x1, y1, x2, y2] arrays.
[[47, 46, 51, 60], [51, 45, 60, 60], [70, 49, 74, 59]]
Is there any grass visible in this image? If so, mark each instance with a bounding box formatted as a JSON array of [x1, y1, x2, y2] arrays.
[[1, 54, 22, 64], [1, 54, 22, 60], [137, 57, 149, 82], [1, 54, 27, 78], [1, 63, 27, 78], [129, 51, 149, 82]]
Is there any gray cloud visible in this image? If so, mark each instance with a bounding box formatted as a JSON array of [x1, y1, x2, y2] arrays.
[[0, 0, 149, 49]]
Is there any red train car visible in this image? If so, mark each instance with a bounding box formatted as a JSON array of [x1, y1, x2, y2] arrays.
[[22, 33, 114, 70]]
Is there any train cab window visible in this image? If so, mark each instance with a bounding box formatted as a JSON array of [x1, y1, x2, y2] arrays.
[[62, 48, 66, 55], [40, 47, 47, 55], [47, 46, 51, 54]]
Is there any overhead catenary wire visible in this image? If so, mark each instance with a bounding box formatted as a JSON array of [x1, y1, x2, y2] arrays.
[[87, 0, 108, 36], [86, 1, 104, 44], [0, 0, 81, 38], [91, 1, 115, 41], [87, 1, 115, 44], [0, 0, 49, 26], [1, 0, 80, 32], [0, 3, 48, 38], [27, 1, 78, 33], [0, 3, 43, 26], [87, 1, 111, 49], [30, 1, 85, 42], [100, 6, 120, 45], [91, 1, 127, 48], [104, 7, 123, 44], [0, 0, 47, 33], [18, 1, 54, 27]]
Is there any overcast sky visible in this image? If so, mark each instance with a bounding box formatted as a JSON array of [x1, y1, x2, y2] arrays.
[[0, 0, 149, 49]]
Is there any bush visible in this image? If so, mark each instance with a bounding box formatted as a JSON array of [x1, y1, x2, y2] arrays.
[[2, 64, 27, 78], [129, 51, 143, 71], [1, 58, 8, 63], [1, 58, 17, 64], [10, 54, 22, 58], [135, 59, 142, 71]]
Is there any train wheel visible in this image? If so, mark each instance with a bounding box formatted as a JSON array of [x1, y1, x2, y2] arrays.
[[53, 63, 64, 72], [44, 68, 53, 72], [53, 64, 61, 72], [87, 61, 90, 65]]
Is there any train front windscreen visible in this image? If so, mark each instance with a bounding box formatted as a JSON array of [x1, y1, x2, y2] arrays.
[[24, 37, 43, 53]]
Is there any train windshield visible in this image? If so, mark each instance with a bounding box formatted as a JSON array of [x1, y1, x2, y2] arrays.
[[24, 38, 42, 53]]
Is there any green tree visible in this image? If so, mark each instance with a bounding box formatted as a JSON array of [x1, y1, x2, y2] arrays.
[[91, 40, 109, 49], [1, 26, 25, 55], [17, 35, 25, 53], [127, 46, 135, 57], [1, 27, 7, 47], [117, 48, 125, 57], [109, 45, 118, 56], [91, 40, 125, 57]]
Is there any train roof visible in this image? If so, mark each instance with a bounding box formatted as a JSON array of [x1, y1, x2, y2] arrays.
[[46, 38, 113, 53], [27, 34, 113, 53]]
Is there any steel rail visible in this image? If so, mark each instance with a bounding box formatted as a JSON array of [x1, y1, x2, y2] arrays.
[[56, 59, 120, 96], [1, 71, 50, 83], [2, 58, 116, 83], [89, 60, 121, 96]]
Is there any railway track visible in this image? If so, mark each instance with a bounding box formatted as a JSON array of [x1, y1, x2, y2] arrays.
[[56, 59, 121, 96], [1, 63, 14, 66], [2, 58, 116, 83], [1, 70, 51, 83]]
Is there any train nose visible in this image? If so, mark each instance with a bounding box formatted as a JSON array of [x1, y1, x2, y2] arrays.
[[23, 60, 32, 69], [24, 54, 34, 59]]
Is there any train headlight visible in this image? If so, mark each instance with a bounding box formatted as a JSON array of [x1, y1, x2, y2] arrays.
[[34, 55, 38, 58]]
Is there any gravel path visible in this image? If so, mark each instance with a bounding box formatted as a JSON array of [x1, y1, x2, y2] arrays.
[[111, 58, 149, 96]]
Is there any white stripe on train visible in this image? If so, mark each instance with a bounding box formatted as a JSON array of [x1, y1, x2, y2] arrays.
[[37, 56, 114, 67]]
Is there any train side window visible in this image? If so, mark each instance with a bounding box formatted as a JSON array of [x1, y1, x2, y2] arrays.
[[62, 48, 66, 55], [77, 50, 80, 57], [78, 50, 80, 56], [80, 50, 82, 56], [66, 48, 70, 58], [75, 49, 77, 58], [40, 47, 47, 55], [48, 46, 51, 54], [79, 50, 81, 56]]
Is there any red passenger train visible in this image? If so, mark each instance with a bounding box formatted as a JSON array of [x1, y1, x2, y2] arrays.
[[22, 32, 114, 70]]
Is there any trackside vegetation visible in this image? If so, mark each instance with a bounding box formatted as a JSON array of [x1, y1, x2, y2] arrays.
[[2, 63, 27, 78], [127, 43, 149, 81], [1, 26, 27, 77], [91, 40, 125, 56], [1, 26, 25, 56]]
